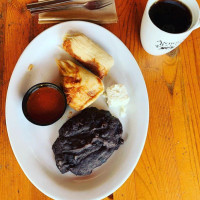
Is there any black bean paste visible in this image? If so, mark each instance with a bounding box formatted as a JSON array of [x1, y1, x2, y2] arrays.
[[52, 107, 124, 176]]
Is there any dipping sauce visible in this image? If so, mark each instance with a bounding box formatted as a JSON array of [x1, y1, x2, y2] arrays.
[[23, 84, 66, 125]]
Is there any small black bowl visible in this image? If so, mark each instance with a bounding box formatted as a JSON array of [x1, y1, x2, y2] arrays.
[[22, 82, 67, 126]]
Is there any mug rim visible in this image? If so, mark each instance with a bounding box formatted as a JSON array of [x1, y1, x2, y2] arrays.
[[146, 0, 200, 36]]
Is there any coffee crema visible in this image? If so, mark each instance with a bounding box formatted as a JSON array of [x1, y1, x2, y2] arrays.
[[149, 0, 192, 34]]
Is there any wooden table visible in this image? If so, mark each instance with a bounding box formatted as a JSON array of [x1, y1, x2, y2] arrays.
[[1, 0, 200, 199]]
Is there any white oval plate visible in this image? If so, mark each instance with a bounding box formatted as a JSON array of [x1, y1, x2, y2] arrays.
[[6, 21, 149, 200]]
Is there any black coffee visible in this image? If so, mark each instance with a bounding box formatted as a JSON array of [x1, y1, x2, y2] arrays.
[[149, 0, 192, 34]]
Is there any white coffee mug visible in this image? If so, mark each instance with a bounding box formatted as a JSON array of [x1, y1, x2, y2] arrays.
[[140, 0, 200, 56]]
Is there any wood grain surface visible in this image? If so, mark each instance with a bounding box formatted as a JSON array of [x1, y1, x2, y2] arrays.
[[1, 0, 200, 199]]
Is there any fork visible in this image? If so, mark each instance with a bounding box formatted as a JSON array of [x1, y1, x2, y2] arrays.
[[27, 0, 73, 10], [27, 0, 112, 14]]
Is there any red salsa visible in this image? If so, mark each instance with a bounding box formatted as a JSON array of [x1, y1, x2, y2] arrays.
[[26, 87, 66, 125]]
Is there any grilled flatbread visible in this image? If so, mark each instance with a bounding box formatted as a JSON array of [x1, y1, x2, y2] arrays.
[[56, 59, 104, 111], [63, 33, 114, 79]]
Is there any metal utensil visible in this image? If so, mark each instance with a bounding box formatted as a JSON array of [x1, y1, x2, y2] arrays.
[[27, 0, 73, 10], [28, 0, 112, 14]]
